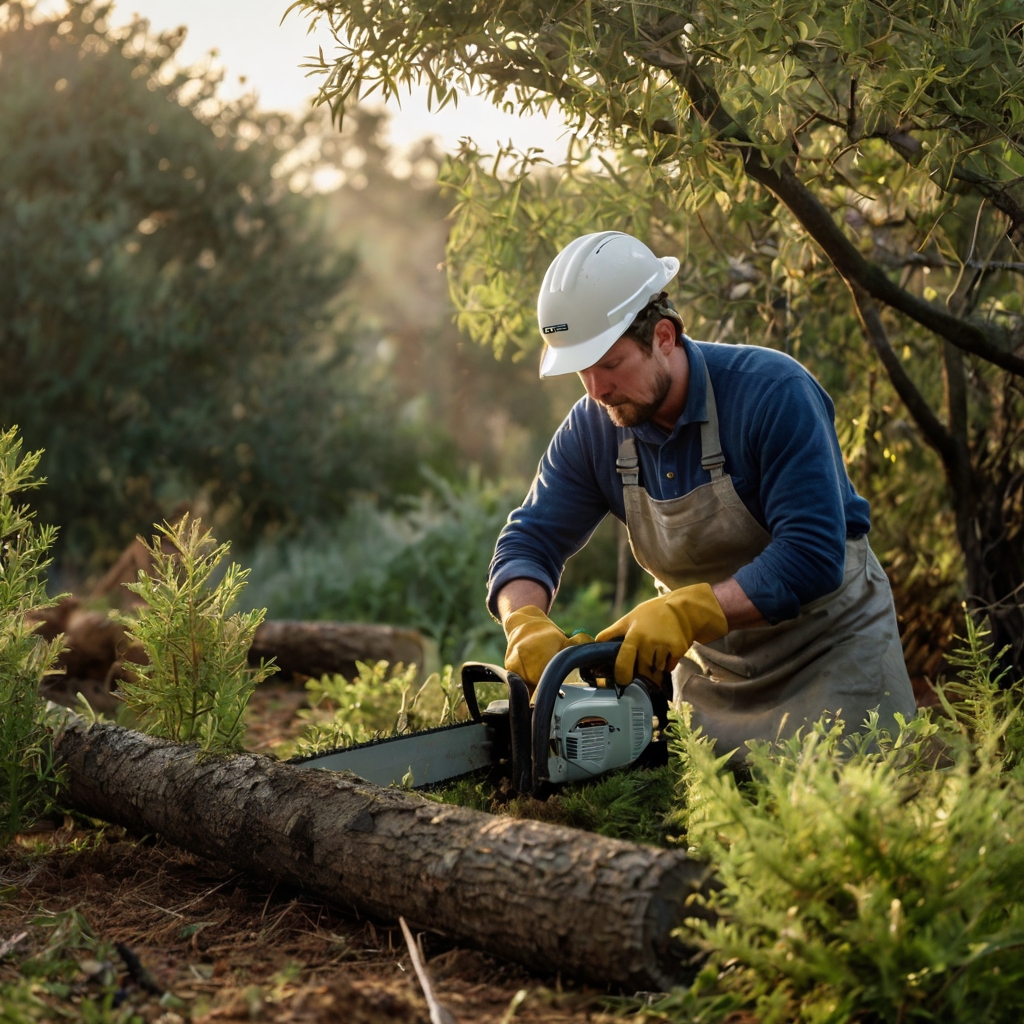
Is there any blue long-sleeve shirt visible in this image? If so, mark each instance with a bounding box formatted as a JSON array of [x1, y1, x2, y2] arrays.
[[487, 337, 871, 625]]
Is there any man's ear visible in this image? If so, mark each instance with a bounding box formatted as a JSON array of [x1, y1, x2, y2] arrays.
[[653, 317, 677, 356]]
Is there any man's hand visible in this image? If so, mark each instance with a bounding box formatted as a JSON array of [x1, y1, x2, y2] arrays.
[[595, 583, 729, 687], [504, 605, 592, 690]]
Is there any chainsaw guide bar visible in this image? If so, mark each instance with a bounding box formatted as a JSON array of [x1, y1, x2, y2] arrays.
[[289, 643, 668, 795]]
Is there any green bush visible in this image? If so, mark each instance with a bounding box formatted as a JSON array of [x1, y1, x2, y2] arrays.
[[116, 516, 275, 754], [244, 469, 648, 664], [244, 471, 516, 665], [0, 2, 433, 566], [656, 618, 1024, 1023], [434, 765, 675, 846], [0, 428, 63, 843], [287, 660, 468, 760]]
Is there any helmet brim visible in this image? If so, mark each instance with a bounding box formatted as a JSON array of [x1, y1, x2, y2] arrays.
[[539, 317, 633, 377]]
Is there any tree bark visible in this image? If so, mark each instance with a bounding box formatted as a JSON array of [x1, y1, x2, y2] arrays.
[[249, 621, 427, 681], [955, 468, 1024, 673], [54, 719, 713, 991]]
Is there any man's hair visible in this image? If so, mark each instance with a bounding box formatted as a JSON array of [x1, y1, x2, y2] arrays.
[[623, 292, 684, 353]]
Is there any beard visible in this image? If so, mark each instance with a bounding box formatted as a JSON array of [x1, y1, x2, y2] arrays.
[[600, 366, 673, 427]]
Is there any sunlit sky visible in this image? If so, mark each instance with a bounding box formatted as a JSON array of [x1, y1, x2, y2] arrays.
[[45, 0, 573, 157]]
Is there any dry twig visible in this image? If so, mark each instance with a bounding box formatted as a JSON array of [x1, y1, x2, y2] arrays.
[[0, 931, 27, 960], [398, 916, 457, 1024]]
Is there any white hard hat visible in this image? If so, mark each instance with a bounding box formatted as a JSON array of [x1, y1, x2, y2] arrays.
[[536, 231, 680, 377]]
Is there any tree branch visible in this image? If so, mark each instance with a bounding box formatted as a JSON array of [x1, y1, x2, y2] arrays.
[[951, 168, 1024, 243], [875, 249, 1024, 274], [859, 128, 1024, 242], [847, 283, 959, 470], [641, 48, 1024, 377], [943, 340, 969, 449]]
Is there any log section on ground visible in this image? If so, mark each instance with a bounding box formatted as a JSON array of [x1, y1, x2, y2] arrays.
[[54, 719, 712, 991], [34, 614, 429, 714], [249, 621, 427, 681]]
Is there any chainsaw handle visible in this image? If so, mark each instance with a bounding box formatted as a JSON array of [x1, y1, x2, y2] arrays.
[[531, 641, 622, 792], [460, 662, 532, 793], [460, 662, 507, 723]]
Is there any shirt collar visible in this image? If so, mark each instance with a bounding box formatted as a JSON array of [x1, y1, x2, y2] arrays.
[[630, 336, 708, 445]]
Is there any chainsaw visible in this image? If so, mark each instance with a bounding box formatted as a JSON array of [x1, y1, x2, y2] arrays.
[[290, 641, 668, 796]]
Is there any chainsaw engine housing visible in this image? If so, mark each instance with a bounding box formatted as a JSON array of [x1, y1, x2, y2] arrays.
[[547, 682, 653, 784]]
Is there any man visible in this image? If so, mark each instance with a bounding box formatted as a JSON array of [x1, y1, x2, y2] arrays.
[[488, 231, 916, 755]]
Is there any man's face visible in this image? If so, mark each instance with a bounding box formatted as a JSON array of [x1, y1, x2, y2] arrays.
[[578, 333, 672, 428]]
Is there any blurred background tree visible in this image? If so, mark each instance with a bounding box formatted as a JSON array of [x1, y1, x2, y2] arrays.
[[0, 0, 622, 663], [0, 1, 444, 573], [299, 0, 1024, 673]]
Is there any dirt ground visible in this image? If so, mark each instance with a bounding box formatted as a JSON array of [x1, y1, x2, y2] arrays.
[[0, 685, 664, 1023]]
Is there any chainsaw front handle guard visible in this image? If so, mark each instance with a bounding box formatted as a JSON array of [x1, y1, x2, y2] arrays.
[[460, 662, 533, 794], [531, 641, 623, 792], [460, 662, 506, 723]]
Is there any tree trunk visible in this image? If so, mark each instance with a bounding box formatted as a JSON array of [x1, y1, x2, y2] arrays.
[[848, 286, 1024, 676], [54, 719, 713, 991], [249, 621, 428, 681], [954, 469, 1024, 674]]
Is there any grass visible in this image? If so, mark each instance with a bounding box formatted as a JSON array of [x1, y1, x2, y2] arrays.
[[432, 766, 676, 846]]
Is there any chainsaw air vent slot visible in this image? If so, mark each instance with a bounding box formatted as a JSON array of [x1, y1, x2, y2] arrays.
[[566, 719, 607, 762], [631, 706, 647, 758]]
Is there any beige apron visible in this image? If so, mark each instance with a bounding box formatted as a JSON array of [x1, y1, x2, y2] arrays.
[[616, 348, 916, 758]]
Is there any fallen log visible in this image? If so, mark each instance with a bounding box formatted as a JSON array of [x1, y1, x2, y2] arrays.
[[34, 609, 429, 712], [54, 719, 712, 991], [248, 620, 428, 681]]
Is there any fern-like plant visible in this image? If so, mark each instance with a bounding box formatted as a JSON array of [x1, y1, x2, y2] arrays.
[[289, 661, 467, 759], [116, 515, 275, 753], [0, 427, 64, 843], [657, 629, 1024, 1024], [939, 610, 1024, 774]]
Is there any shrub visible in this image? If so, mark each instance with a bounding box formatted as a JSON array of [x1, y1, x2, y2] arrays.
[[115, 516, 275, 754], [0, 3, 442, 568], [434, 765, 676, 846], [288, 660, 466, 759], [657, 618, 1024, 1024], [244, 471, 515, 665], [0, 428, 64, 843]]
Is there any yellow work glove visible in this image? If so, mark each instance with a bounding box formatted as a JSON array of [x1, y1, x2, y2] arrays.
[[595, 583, 728, 688], [504, 605, 592, 691]]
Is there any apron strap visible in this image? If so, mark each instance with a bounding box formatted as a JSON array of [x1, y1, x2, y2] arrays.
[[697, 352, 726, 480], [615, 434, 640, 487]]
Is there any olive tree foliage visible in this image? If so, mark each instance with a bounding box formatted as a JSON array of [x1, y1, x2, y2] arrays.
[[296, 0, 1024, 667], [0, 2, 427, 569]]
